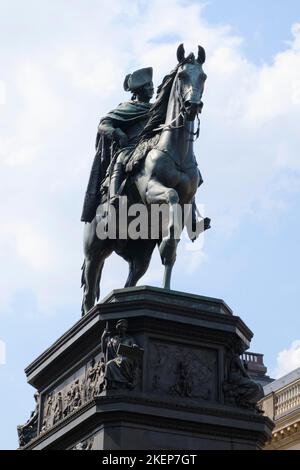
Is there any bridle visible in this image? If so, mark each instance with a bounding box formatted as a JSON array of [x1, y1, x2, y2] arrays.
[[152, 74, 203, 142]]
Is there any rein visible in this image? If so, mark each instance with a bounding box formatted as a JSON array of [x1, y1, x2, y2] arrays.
[[151, 77, 201, 141], [152, 109, 200, 142]]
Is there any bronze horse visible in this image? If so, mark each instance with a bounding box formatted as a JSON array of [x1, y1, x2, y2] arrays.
[[81, 44, 209, 315]]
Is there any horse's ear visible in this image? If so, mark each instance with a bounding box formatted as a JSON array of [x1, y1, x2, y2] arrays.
[[197, 45, 206, 64], [177, 43, 185, 63]]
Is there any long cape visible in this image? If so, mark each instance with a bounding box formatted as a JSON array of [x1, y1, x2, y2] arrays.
[[81, 101, 150, 223]]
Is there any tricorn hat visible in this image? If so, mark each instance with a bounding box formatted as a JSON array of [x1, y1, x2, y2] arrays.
[[123, 67, 153, 92]]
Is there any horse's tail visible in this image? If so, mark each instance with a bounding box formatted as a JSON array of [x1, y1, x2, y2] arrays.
[[81, 260, 86, 288], [81, 258, 100, 314], [81, 260, 86, 316]]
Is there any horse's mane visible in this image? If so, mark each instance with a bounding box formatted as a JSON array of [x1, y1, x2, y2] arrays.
[[141, 54, 196, 138], [141, 65, 179, 138]]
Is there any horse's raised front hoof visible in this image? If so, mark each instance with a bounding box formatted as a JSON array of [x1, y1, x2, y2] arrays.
[[159, 237, 177, 265], [204, 217, 211, 231]]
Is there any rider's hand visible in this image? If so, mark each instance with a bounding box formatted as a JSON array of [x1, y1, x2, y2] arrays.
[[114, 128, 128, 148]]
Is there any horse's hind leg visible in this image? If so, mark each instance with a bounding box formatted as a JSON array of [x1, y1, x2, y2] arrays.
[[81, 220, 113, 316], [124, 240, 156, 287], [81, 257, 105, 315]]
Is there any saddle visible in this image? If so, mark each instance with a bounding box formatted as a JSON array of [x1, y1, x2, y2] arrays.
[[125, 133, 160, 173], [99, 133, 160, 203]]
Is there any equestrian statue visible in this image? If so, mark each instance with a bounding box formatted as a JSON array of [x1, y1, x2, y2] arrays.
[[81, 44, 211, 316]]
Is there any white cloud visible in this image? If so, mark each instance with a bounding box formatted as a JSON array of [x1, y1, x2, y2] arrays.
[[244, 28, 300, 125], [58, 50, 123, 96], [0, 62, 63, 167], [9, 222, 57, 271], [274, 340, 300, 378]]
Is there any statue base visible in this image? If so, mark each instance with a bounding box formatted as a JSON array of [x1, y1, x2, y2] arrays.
[[21, 286, 273, 450]]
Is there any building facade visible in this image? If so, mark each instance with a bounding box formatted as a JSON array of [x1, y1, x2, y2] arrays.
[[242, 352, 273, 387], [260, 368, 300, 450]]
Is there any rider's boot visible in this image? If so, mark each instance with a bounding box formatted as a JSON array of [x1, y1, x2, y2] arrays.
[[109, 162, 125, 208]]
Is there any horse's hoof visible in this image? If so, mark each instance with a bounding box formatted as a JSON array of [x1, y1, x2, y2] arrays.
[[204, 217, 211, 230], [204, 217, 211, 231]]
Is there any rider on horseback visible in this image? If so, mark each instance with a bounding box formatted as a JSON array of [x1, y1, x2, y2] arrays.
[[80, 45, 211, 316], [81, 67, 154, 222], [81, 64, 209, 238], [100, 68, 155, 207]]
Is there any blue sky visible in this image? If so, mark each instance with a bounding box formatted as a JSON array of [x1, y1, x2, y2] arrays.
[[204, 0, 299, 62], [1, 0, 300, 449]]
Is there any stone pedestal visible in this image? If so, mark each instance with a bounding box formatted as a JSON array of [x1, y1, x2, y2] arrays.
[[20, 286, 273, 450]]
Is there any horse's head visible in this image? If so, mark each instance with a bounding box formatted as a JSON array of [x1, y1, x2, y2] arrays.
[[176, 44, 207, 121]]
